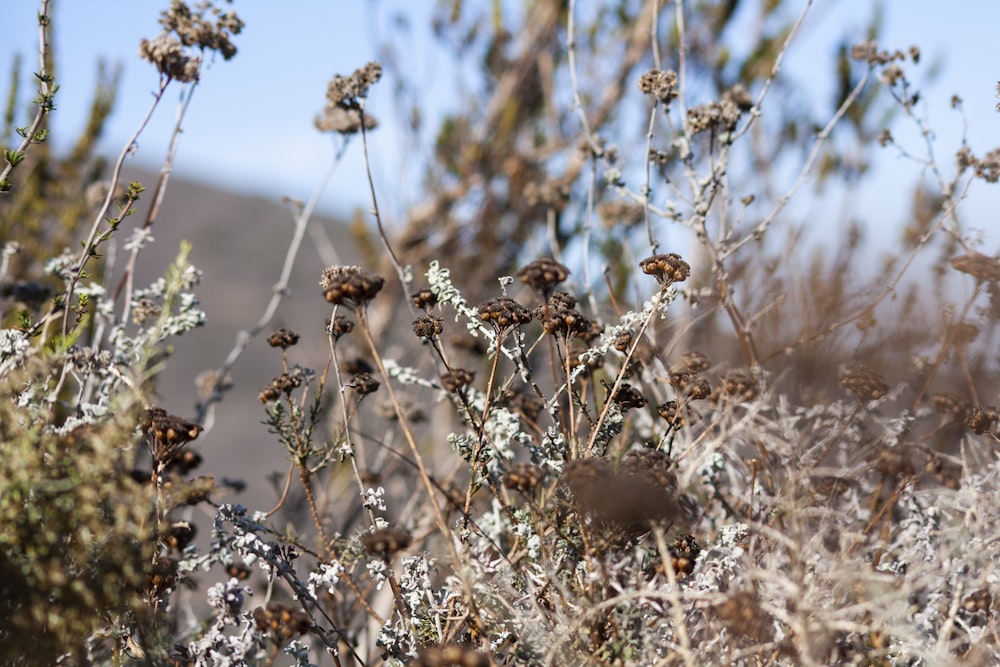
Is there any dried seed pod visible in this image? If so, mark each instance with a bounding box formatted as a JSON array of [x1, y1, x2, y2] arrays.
[[503, 463, 545, 491], [477, 296, 532, 332], [321, 265, 385, 309], [440, 368, 475, 393], [639, 253, 691, 286], [412, 314, 444, 340], [840, 367, 890, 402], [351, 373, 380, 396], [361, 526, 412, 559], [681, 350, 711, 372], [656, 400, 694, 429], [607, 381, 647, 411], [411, 289, 438, 310], [142, 407, 202, 466], [517, 258, 570, 295], [267, 328, 300, 349], [722, 370, 759, 402], [965, 405, 1000, 435], [950, 252, 1000, 283], [325, 314, 354, 339], [670, 370, 711, 400], [931, 392, 968, 421], [253, 602, 311, 644]]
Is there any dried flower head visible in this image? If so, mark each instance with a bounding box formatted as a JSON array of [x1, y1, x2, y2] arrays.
[[503, 463, 545, 492], [267, 328, 300, 349], [138, 35, 202, 82], [321, 265, 385, 310], [607, 381, 647, 411], [714, 591, 772, 641], [477, 296, 532, 333], [950, 252, 1000, 283], [721, 370, 759, 402], [440, 368, 475, 393], [840, 367, 890, 402], [681, 350, 711, 373], [351, 373, 380, 396], [687, 100, 740, 135], [598, 199, 646, 229], [412, 314, 444, 340], [253, 602, 311, 645], [638, 68, 678, 105], [535, 301, 591, 338], [657, 400, 694, 429], [325, 314, 355, 339], [640, 253, 691, 287], [517, 258, 570, 295], [142, 407, 202, 466], [411, 289, 439, 310], [157, 0, 243, 59], [966, 405, 999, 435], [670, 370, 711, 400], [361, 526, 412, 559], [665, 534, 702, 578], [931, 392, 968, 421]]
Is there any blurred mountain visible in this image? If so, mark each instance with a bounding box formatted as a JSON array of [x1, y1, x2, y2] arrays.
[[123, 165, 357, 508]]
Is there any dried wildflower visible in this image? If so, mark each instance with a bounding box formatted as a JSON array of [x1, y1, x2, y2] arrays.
[[670, 370, 711, 400], [351, 373, 380, 396], [517, 258, 570, 295], [681, 350, 711, 372], [840, 367, 890, 402], [325, 314, 354, 339], [523, 177, 572, 210], [142, 407, 202, 466], [321, 265, 385, 310], [714, 591, 771, 641], [267, 328, 299, 349], [157, 0, 243, 59], [665, 534, 701, 577], [412, 314, 444, 340], [139, 35, 201, 82], [440, 368, 475, 393], [657, 400, 693, 429], [931, 392, 968, 421], [411, 289, 438, 310], [253, 602, 311, 644], [598, 199, 646, 229], [961, 588, 992, 614], [503, 463, 545, 491], [176, 475, 215, 505], [314, 105, 377, 134], [341, 357, 374, 375], [613, 331, 633, 352], [163, 521, 196, 552], [722, 370, 759, 402], [505, 392, 545, 423], [167, 449, 203, 476], [637, 68, 678, 105], [965, 405, 999, 435], [477, 296, 532, 333], [723, 83, 753, 112], [975, 148, 1000, 182], [687, 100, 740, 135], [562, 454, 682, 534], [361, 526, 412, 559], [607, 381, 647, 411], [877, 447, 915, 478], [535, 302, 591, 338], [877, 128, 894, 147], [413, 644, 490, 667], [323, 61, 382, 110], [950, 252, 1000, 283], [640, 252, 691, 287]]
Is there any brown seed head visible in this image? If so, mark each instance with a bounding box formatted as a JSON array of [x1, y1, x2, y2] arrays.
[[640, 253, 691, 287], [361, 526, 412, 559], [412, 314, 444, 340], [253, 602, 311, 644], [351, 373, 380, 396], [839, 367, 890, 402], [325, 314, 355, 339], [267, 328, 300, 349], [477, 297, 532, 332], [440, 368, 475, 393], [517, 258, 570, 295], [722, 370, 759, 402], [503, 463, 545, 491], [637, 68, 679, 105], [411, 289, 439, 310], [950, 253, 1000, 283], [321, 265, 385, 309]]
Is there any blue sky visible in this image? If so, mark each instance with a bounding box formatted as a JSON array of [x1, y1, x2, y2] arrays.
[[2, 1, 999, 238]]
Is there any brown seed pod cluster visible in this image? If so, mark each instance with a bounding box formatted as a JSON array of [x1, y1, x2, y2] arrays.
[[412, 314, 444, 340], [440, 368, 475, 393], [503, 462, 545, 491], [411, 288, 439, 310], [608, 381, 647, 411], [258, 370, 304, 403], [252, 602, 311, 645], [721, 370, 759, 402], [663, 534, 701, 578], [266, 327, 299, 349], [681, 350, 711, 372], [325, 314, 355, 339], [321, 265, 385, 309], [840, 367, 890, 402], [477, 297, 532, 332], [931, 392, 968, 421], [517, 258, 570, 296], [950, 252, 1000, 283], [162, 521, 196, 552], [361, 526, 412, 559], [504, 392, 545, 423], [561, 450, 683, 534], [670, 370, 711, 400], [657, 400, 695, 429], [714, 591, 772, 642], [535, 300, 592, 338], [965, 406, 1000, 435], [142, 407, 202, 466], [413, 644, 490, 667], [351, 372, 380, 396], [639, 252, 691, 286], [637, 68, 679, 105]]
